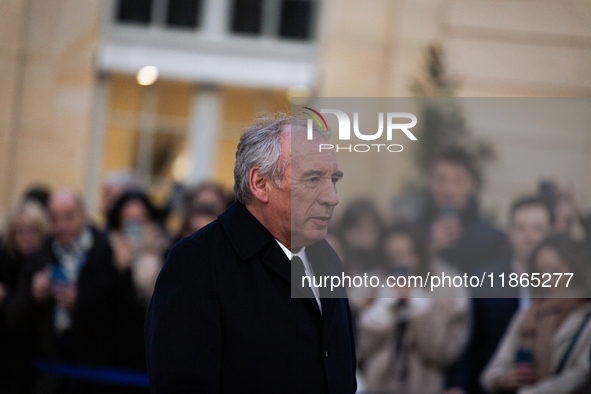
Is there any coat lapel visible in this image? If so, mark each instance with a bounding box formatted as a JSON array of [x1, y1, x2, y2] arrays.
[[219, 203, 321, 313], [261, 243, 321, 314], [306, 241, 342, 344], [218, 203, 343, 327]]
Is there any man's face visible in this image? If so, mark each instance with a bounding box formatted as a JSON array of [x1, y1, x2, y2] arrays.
[[383, 233, 419, 271], [49, 197, 86, 248], [429, 160, 475, 210], [121, 200, 150, 226], [343, 213, 380, 251], [510, 205, 551, 263], [268, 127, 341, 249]]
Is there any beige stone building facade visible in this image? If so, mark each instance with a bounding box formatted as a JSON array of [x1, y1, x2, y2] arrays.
[[1, 0, 590, 228]]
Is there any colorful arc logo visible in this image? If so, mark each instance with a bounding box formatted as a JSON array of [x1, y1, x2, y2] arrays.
[[302, 107, 329, 132]]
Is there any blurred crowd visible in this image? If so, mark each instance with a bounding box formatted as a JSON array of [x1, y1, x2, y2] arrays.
[[0, 178, 231, 394], [327, 145, 591, 394], [1, 145, 591, 394]]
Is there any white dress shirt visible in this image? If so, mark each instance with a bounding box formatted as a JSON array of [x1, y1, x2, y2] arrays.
[[276, 240, 322, 314], [51, 227, 93, 332]]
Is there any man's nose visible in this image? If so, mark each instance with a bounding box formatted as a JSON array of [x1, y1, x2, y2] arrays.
[[319, 181, 339, 207]]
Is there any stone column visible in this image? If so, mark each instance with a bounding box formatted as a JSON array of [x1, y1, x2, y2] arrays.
[[186, 85, 221, 185]]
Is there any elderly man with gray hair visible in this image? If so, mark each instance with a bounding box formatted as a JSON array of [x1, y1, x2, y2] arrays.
[[145, 114, 357, 393]]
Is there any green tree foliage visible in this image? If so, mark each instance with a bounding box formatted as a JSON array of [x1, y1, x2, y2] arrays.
[[410, 45, 495, 189]]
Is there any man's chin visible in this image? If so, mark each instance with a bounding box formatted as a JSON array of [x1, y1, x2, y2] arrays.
[[293, 228, 329, 248]]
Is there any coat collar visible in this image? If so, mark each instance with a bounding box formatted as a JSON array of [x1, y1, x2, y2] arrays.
[[41, 225, 105, 269], [218, 202, 275, 262], [219, 203, 342, 325], [218, 202, 311, 287]]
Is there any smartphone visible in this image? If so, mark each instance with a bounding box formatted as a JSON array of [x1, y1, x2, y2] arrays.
[[439, 207, 460, 218], [515, 347, 534, 364], [51, 265, 69, 286], [124, 221, 143, 244]]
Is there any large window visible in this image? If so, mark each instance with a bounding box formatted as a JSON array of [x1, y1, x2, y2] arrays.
[[101, 76, 291, 196], [117, 0, 153, 24], [115, 0, 317, 40], [117, 0, 202, 28], [166, 0, 202, 28], [102, 76, 192, 199], [231, 0, 263, 34], [231, 0, 316, 40], [278, 0, 314, 39]]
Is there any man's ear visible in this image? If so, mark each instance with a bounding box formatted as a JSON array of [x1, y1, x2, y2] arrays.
[[248, 167, 269, 204]]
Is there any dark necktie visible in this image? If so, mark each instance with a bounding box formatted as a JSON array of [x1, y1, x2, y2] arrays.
[[291, 255, 308, 287], [291, 255, 319, 309]]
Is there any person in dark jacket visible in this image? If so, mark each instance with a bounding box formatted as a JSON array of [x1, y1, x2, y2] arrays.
[[6, 191, 138, 394], [0, 200, 50, 394], [106, 190, 170, 379], [419, 145, 509, 277], [465, 196, 556, 394], [145, 114, 357, 393], [412, 146, 510, 394]]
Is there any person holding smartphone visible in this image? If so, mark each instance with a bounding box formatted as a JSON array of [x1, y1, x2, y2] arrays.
[[107, 191, 169, 307], [358, 223, 470, 394], [416, 145, 511, 394], [7, 191, 135, 393], [481, 234, 591, 394]]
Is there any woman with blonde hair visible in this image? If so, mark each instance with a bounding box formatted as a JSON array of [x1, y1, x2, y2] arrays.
[[1, 200, 50, 292]]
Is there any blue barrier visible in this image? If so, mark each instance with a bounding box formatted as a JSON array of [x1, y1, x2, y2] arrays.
[[33, 360, 150, 388]]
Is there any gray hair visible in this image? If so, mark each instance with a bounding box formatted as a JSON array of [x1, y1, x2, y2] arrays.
[[233, 113, 326, 205]]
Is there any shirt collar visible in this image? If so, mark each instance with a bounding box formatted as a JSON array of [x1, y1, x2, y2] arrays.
[[53, 226, 93, 258], [275, 239, 306, 261]]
